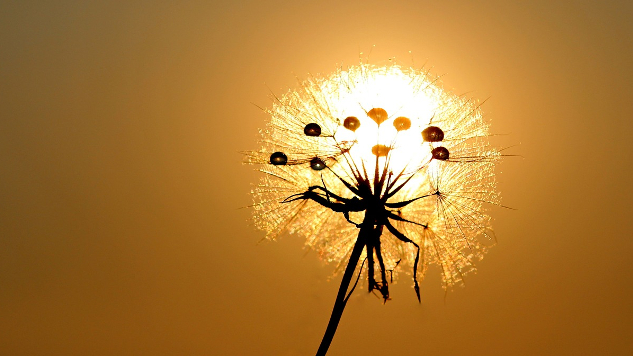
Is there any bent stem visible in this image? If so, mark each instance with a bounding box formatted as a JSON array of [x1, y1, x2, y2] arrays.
[[315, 213, 375, 356]]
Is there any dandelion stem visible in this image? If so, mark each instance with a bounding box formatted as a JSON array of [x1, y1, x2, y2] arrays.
[[315, 213, 375, 356]]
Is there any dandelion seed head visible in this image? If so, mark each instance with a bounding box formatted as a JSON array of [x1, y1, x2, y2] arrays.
[[246, 61, 500, 289]]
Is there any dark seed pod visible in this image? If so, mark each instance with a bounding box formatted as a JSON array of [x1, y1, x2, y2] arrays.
[[269, 152, 288, 165], [304, 123, 321, 136], [422, 126, 444, 142], [343, 116, 361, 132], [431, 146, 450, 161], [367, 108, 388, 125], [310, 157, 326, 170], [393, 116, 411, 131]]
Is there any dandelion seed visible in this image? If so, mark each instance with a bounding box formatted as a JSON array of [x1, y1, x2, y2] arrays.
[[304, 123, 322, 137], [393, 116, 412, 131], [269, 151, 288, 165], [245, 60, 501, 356], [371, 144, 391, 157], [431, 146, 450, 161], [367, 107, 389, 125], [422, 125, 445, 142], [343, 116, 361, 131], [309, 157, 327, 171]]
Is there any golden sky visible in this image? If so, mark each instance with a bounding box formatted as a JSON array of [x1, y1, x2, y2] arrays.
[[1, 1, 632, 355]]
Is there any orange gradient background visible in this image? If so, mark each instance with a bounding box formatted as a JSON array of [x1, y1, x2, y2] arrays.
[[1, 1, 632, 355]]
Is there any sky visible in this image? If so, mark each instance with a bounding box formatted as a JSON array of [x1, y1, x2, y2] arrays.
[[1, 1, 632, 355]]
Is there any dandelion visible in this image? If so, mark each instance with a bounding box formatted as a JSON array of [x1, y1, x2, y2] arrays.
[[245, 60, 500, 355]]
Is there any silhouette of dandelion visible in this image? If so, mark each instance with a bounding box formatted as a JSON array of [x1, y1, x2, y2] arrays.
[[245, 60, 500, 355]]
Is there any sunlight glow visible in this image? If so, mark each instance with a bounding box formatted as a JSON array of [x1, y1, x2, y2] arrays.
[[330, 67, 438, 183]]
